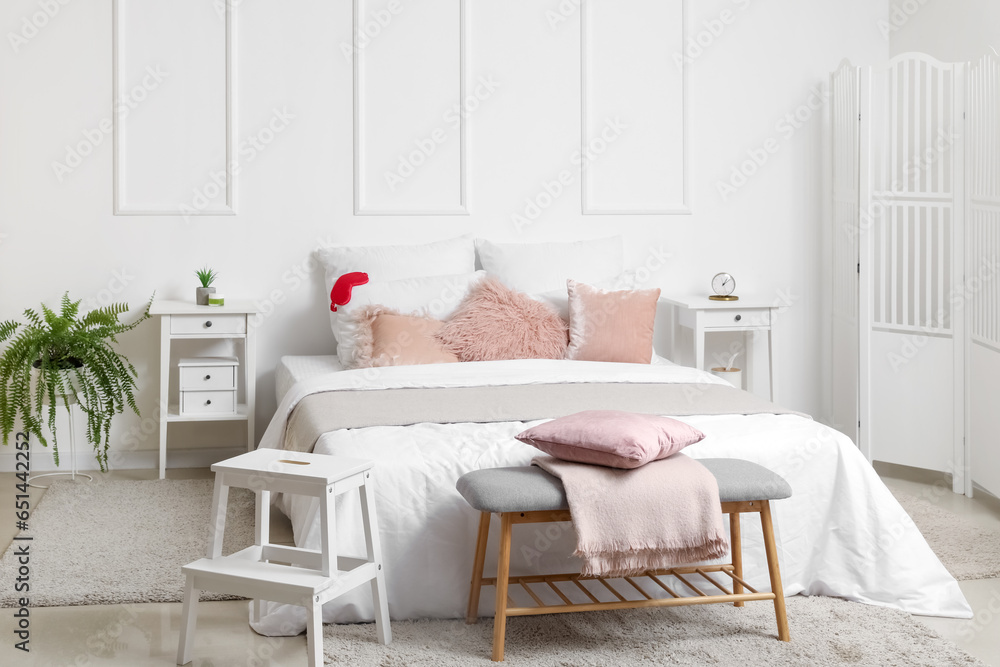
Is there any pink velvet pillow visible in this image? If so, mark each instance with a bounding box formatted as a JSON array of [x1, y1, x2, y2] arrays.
[[349, 305, 459, 368], [565, 280, 660, 363], [516, 410, 705, 469], [435, 277, 568, 361]]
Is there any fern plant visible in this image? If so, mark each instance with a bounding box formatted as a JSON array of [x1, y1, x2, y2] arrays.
[[196, 266, 218, 288], [0, 293, 151, 472]]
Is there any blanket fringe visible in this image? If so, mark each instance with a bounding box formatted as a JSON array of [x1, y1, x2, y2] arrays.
[[576, 535, 731, 578]]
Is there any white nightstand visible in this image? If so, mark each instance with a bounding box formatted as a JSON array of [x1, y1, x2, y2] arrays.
[[662, 295, 778, 401], [149, 300, 258, 479]]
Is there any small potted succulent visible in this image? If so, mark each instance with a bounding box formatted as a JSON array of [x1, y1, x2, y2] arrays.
[[0, 293, 151, 471], [196, 266, 219, 306]]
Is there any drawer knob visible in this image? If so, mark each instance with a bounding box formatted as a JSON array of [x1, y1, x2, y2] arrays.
[[205, 399, 212, 406], [204, 374, 211, 381], [205, 321, 213, 328], [735, 314, 742, 322]]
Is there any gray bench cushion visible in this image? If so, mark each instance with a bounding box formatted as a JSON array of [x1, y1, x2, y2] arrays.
[[457, 466, 569, 513], [703, 458, 793, 503], [456, 458, 791, 514]]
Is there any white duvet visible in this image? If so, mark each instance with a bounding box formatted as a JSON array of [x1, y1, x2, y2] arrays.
[[251, 360, 972, 636]]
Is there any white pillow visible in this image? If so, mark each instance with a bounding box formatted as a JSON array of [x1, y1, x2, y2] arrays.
[[335, 271, 486, 367], [317, 235, 475, 297], [475, 237, 624, 294], [316, 236, 476, 341]]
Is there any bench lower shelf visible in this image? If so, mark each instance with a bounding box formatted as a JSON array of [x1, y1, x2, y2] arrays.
[[480, 563, 774, 617]]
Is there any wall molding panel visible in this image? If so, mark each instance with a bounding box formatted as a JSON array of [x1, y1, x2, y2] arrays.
[[113, 0, 238, 216], [581, 0, 689, 215], [354, 0, 468, 216]]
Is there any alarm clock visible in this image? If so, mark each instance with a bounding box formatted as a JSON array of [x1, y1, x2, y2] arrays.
[[709, 273, 738, 301]]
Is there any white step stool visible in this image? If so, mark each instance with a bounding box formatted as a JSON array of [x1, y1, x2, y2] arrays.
[[177, 448, 392, 666]]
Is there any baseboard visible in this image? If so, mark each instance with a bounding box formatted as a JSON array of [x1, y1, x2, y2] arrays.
[[0, 446, 246, 473]]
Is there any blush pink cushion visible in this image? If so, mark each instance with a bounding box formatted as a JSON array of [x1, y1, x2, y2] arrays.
[[435, 277, 568, 361], [565, 280, 661, 363], [516, 410, 705, 469], [349, 305, 459, 368]]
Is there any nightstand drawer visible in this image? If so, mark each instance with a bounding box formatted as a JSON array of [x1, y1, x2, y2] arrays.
[[181, 390, 236, 415], [180, 365, 236, 391], [701, 308, 770, 329], [171, 314, 246, 335]]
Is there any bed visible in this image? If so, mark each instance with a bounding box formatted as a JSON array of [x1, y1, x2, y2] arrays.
[[249, 355, 973, 637]]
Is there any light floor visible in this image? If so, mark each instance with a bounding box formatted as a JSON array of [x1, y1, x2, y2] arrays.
[[0, 465, 998, 667]]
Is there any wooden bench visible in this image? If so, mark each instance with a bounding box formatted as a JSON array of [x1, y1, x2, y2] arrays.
[[457, 458, 792, 661]]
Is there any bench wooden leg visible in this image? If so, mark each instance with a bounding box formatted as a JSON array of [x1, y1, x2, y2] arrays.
[[729, 512, 744, 607], [492, 512, 514, 662], [466, 512, 491, 624], [760, 500, 790, 641]]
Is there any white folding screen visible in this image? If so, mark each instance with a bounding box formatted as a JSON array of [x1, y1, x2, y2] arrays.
[[967, 54, 1000, 498], [831, 53, 989, 496], [868, 54, 965, 491], [830, 60, 864, 449]]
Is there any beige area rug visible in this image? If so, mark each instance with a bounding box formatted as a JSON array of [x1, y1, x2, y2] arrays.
[[894, 489, 1000, 581], [0, 478, 255, 607], [323, 596, 985, 666]]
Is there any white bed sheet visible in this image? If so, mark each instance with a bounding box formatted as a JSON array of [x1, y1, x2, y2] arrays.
[[252, 360, 971, 636], [275, 355, 344, 404], [275, 353, 672, 403]]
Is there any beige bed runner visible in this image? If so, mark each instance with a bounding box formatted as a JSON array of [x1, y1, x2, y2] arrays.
[[283, 382, 807, 453]]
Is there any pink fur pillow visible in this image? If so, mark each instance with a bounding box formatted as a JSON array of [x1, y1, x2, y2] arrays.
[[435, 277, 568, 361], [516, 410, 705, 469], [565, 280, 661, 363], [349, 305, 459, 368]]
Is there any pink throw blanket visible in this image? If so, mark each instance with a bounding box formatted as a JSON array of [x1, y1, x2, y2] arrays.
[[532, 453, 729, 577]]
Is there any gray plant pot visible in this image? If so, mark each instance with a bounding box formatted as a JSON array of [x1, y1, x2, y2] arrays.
[[196, 287, 217, 306]]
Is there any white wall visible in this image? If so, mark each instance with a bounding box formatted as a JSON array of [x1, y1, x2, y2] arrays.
[[889, 0, 1000, 61], [0, 0, 888, 471]]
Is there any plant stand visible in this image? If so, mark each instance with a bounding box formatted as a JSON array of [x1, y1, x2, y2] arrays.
[[27, 399, 94, 489]]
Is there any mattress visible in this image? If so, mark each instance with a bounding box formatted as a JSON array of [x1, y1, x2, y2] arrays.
[[275, 355, 344, 403]]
